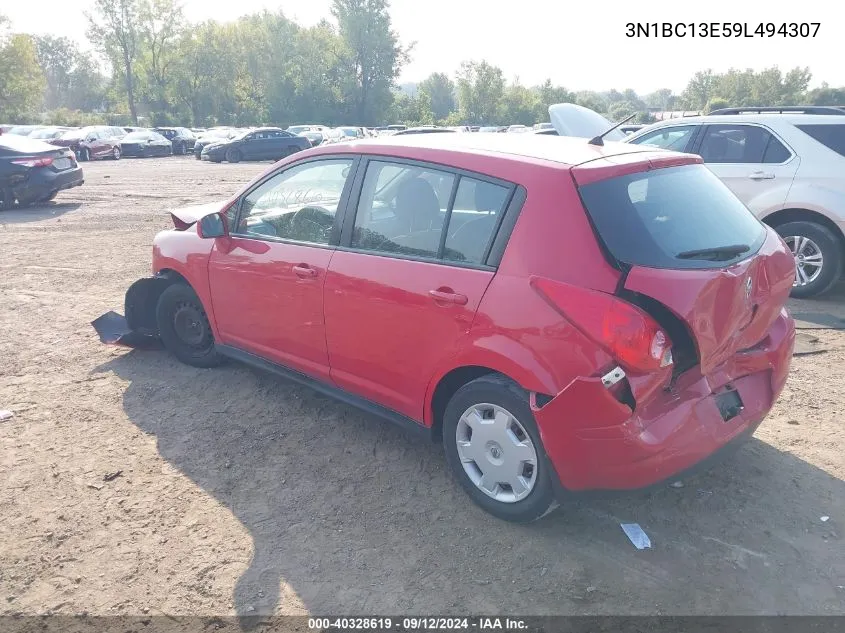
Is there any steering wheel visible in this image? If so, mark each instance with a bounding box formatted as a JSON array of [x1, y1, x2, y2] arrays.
[[291, 206, 334, 228]]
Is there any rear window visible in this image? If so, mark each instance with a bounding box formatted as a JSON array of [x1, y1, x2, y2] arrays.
[[796, 124, 845, 157], [578, 164, 766, 269]]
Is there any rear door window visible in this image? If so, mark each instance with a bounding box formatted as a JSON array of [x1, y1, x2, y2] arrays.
[[578, 164, 766, 269], [796, 124, 845, 157], [697, 124, 787, 164]]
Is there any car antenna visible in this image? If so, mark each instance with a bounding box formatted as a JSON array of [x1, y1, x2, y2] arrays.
[[587, 113, 638, 146]]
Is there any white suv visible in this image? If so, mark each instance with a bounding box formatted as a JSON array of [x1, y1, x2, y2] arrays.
[[625, 106, 845, 297]]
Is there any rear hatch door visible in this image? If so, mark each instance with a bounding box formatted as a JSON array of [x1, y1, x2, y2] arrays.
[[573, 154, 794, 375]]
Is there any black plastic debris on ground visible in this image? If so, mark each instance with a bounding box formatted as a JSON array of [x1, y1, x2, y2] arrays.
[[91, 311, 163, 350]]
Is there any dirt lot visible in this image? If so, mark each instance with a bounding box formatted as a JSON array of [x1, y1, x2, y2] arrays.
[[1, 156, 844, 619]]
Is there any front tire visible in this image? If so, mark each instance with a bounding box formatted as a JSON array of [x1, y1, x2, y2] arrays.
[[156, 283, 224, 368], [112, 146, 121, 160], [776, 221, 842, 298], [225, 148, 241, 163], [442, 375, 557, 523]]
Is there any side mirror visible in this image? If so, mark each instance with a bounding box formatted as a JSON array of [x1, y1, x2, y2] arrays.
[[197, 212, 228, 239]]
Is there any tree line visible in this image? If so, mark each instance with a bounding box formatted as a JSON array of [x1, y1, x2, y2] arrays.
[[1, 1, 843, 128]]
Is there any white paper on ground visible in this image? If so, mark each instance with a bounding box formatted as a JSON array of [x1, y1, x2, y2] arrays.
[[621, 523, 652, 549]]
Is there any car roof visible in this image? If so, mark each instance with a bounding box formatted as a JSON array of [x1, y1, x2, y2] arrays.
[[643, 113, 845, 127], [311, 132, 676, 167]]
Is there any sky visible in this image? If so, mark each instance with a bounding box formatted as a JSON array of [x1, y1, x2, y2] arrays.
[[3, 0, 839, 94]]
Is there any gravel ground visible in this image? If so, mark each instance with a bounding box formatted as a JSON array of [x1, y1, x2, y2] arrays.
[[1, 157, 843, 619]]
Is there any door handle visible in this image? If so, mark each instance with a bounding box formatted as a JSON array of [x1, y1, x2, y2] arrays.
[[748, 171, 775, 180], [429, 289, 468, 305], [293, 264, 318, 278]]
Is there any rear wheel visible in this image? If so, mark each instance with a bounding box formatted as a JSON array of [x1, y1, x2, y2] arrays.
[[225, 148, 241, 163], [0, 188, 13, 211], [112, 146, 121, 160], [442, 375, 557, 523], [775, 221, 842, 298], [179, 143, 187, 155], [156, 283, 224, 368]]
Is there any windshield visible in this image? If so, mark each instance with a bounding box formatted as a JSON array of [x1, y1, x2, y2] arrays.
[[287, 126, 309, 135], [577, 164, 766, 269], [341, 128, 358, 137]]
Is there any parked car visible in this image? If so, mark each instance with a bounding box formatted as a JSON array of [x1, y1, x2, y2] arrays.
[[120, 130, 174, 157], [392, 127, 457, 136], [534, 123, 554, 130], [478, 126, 500, 133], [123, 126, 148, 134], [49, 126, 125, 161], [386, 124, 407, 132], [7, 125, 46, 137], [298, 131, 327, 147], [507, 125, 531, 133], [201, 127, 310, 163], [338, 126, 364, 140], [193, 128, 239, 159], [29, 127, 74, 141], [103, 133, 795, 522], [322, 128, 346, 144], [287, 124, 329, 136], [534, 128, 559, 136], [153, 127, 196, 155], [0, 134, 83, 209], [624, 106, 845, 297]]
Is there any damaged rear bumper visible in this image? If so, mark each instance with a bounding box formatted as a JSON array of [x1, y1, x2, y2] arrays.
[[534, 309, 795, 494]]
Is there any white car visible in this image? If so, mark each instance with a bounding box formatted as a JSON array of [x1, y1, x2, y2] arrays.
[[548, 103, 845, 297], [624, 107, 845, 297]]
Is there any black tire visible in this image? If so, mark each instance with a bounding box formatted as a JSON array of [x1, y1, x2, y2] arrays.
[[179, 143, 188, 155], [40, 191, 58, 203], [775, 221, 843, 298], [195, 150, 202, 160], [155, 283, 225, 368], [225, 148, 241, 163], [112, 146, 121, 160], [442, 374, 557, 523]]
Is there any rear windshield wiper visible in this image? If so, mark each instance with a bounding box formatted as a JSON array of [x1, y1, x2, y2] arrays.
[[676, 244, 750, 261]]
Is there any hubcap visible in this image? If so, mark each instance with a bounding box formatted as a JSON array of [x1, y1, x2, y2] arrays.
[[785, 235, 823, 287], [455, 403, 538, 503], [172, 302, 209, 348]]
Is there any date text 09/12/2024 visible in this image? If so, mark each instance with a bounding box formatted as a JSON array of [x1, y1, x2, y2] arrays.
[[626, 22, 820, 38]]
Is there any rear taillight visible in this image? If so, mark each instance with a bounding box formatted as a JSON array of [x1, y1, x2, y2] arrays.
[[11, 157, 54, 168], [530, 276, 673, 373]]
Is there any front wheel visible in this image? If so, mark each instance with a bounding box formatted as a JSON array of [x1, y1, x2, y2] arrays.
[[225, 148, 241, 163], [156, 283, 225, 368], [776, 221, 843, 298], [442, 374, 557, 523], [112, 146, 121, 160]]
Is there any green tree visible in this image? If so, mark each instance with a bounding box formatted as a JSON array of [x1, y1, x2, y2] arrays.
[[680, 69, 714, 110], [0, 34, 46, 121], [137, 0, 185, 115], [807, 82, 845, 106], [331, 0, 408, 125], [500, 80, 540, 125], [573, 90, 607, 114], [34, 35, 107, 111], [418, 72, 455, 121], [87, 0, 142, 123], [456, 60, 505, 124], [704, 97, 730, 113]]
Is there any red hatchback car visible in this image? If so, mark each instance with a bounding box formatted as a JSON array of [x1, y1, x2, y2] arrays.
[[108, 133, 796, 522]]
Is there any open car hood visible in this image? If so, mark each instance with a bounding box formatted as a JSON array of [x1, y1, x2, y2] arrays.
[[549, 103, 627, 142], [170, 201, 229, 229]]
